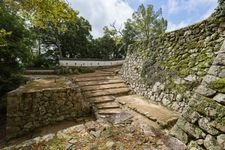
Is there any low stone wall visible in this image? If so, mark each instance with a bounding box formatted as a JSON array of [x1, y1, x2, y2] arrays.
[[6, 78, 91, 139], [170, 41, 225, 150], [120, 1, 225, 112]]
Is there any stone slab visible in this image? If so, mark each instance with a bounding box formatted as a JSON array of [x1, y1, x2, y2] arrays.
[[85, 88, 130, 98], [117, 95, 180, 127], [82, 83, 126, 91]]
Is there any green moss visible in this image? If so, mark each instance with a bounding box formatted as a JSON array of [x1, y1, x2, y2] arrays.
[[215, 117, 225, 126], [215, 116, 225, 126], [185, 42, 198, 49], [193, 96, 225, 118], [208, 78, 225, 93], [179, 69, 190, 76], [44, 138, 65, 150]]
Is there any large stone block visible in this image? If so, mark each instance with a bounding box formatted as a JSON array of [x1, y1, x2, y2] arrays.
[[198, 118, 219, 135], [176, 118, 206, 139], [204, 134, 222, 150], [213, 93, 225, 104], [170, 125, 188, 144]]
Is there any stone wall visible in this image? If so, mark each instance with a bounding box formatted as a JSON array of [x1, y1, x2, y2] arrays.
[[121, 0, 225, 149], [6, 78, 90, 139], [121, 1, 225, 112], [170, 40, 225, 150]]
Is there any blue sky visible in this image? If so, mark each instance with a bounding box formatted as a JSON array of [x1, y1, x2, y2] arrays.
[[68, 0, 218, 37]]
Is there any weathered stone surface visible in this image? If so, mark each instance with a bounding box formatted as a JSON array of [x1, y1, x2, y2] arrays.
[[184, 75, 197, 82], [208, 65, 221, 76], [213, 52, 225, 65], [170, 125, 188, 144], [105, 141, 115, 149], [202, 75, 219, 84], [187, 141, 204, 150], [213, 93, 225, 104], [176, 118, 206, 139], [6, 78, 90, 139], [211, 119, 225, 132], [217, 134, 225, 149], [108, 111, 133, 125], [204, 134, 222, 150], [218, 68, 225, 77], [195, 85, 216, 97], [198, 118, 219, 135], [182, 107, 201, 123]]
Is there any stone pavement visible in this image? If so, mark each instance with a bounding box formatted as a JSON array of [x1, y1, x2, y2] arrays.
[[2, 111, 186, 150]]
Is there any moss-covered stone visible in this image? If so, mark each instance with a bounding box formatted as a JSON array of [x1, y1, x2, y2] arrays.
[[208, 78, 225, 93], [193, 96, 225, 118]]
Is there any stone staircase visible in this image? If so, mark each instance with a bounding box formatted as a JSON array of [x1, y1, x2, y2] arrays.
[[74, 68, 129, 118], [73, 67, 180, 128]]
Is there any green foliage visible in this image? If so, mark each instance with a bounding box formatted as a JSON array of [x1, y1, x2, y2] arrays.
[[0, 1, 34, 97], [208, 78, 225, 93], [90, 35, 119, 59], [122, 4, 167, 42], [35, 15, 92, 60], [28, 54, 57, 69], [0, 28, 11, 47], [5, 0, 77, 32], [60, 17, 92, 58]]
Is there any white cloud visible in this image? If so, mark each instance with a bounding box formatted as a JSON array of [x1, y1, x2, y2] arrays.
[[68, 0, 134, 38], [167, 21, 190, 32]]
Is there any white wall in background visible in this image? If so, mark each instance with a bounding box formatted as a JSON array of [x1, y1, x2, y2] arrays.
[[59, 60, 124, 67]]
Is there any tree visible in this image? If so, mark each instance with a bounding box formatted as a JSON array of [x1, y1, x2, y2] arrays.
[[123, 4, 167, 41], [0, 1, 34, 96], [0, 29, 11, 47], [5, 0, 77, 31], [103, 25, 126, 58], [60, 16, 92, 58], [89, 34, 118, 60], [5, 0, 78, 57]]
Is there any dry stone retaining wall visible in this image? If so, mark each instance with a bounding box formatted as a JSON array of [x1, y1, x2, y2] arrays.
[[170, 41, 225, 150], [6, 79, 90, 139], [121, 0, 225, 149], [121, 1, 225, 113]]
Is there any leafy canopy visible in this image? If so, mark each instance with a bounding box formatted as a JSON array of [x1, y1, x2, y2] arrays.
[[5, 0, 77, 31], [0, 1, 34, 95], [123, 4, 167, 42]]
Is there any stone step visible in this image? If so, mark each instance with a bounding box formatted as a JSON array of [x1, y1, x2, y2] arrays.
[[97, 108, 122, 115], [74, 73, 114, 79], [116, 95, 180, 128], [78, 79, 124, 87], [82, 83, 127, 91], [96, 102, 120, 109], [90, 96, 115, 104], [85, 88, 130, 98], [75, 76, 120, 82]]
